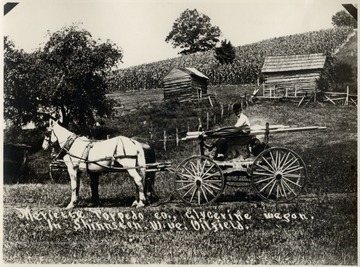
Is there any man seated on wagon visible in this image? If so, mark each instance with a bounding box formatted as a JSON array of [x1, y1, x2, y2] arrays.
[[205, 103, 251, 160]]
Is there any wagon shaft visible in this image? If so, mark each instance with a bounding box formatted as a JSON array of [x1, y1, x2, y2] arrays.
[[145, 162, 172, 172]]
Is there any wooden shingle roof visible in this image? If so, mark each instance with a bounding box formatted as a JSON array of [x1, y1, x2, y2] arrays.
[[262, 53, 326, 73], [163, 67, 208, 81]]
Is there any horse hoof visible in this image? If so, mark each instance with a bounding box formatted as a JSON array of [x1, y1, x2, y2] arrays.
[[131, 200, 138, 207], [88, 202, 101, 208], [148, 195, 160, 204], [136, 202, 145, 208], [65, 203, 75, 209]]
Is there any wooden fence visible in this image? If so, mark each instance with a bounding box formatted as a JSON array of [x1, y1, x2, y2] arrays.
[[323, 86, 357, 106], [260, 85, 357, 107], [151, 103, 235, 151]]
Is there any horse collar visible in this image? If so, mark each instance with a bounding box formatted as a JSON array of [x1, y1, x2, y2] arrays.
[[53, 134, 78, 160], [64, 134, 78, 150]]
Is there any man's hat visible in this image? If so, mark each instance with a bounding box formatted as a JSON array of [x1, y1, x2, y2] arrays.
[[233, 103, 242, 112]]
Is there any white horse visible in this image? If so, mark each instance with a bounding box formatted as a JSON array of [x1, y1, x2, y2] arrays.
[[42, 120, 148, 209]]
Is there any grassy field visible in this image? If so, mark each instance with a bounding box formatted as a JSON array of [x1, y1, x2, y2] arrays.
[[3, 98, 357, 264]]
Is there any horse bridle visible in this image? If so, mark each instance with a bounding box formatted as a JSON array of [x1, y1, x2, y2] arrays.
[[45, 128, 78, 160]]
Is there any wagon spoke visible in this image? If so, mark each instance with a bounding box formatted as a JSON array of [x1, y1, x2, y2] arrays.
[[181, 165, 197, 179], [202, 172, 221, 180], [283, 173, 303, 179], [283, 166, 304, 174], [269, 151, 277, 170], [177, 173, 195, 181], [201, 183, 217, 198], [279, 180, 288, 199], [279, 151, 292, 169], [198, 187, 209, 205], [281, 157, 298, 172], [266, 180, 277, 198], [189, 186, 197, 203], [256, 162, 274, 174], [196, 159, 203, 175], [253, 176, 275, 184], [283, 176, 303, 187], [277, 151, 284, 167], [181, 183, 197, 198], [275, 184, 279, 198], [278, 151, 290, 170], [176, 181, 195, 191], [202, 180, 222, 191], [281, 179, 297, 196], [201, 163, 217, 179], [252, 171, 275, 177], [258, 177, 276, 193], [200, 186, 209, 203], [275, 151, 281, 169], [261, 155, 276, 172], [189, 161, 199, 177], [200, 159, 209, 177]]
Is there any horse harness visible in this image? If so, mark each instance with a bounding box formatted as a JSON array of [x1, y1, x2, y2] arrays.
[[52, 133, 79, 161], [52, 134, 138, 170]]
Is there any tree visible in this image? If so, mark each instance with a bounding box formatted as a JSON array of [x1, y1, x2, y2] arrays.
[[165, 9, 221, 55], [332, 10, 357, 28], [4, 25, 123, 135], [4, 37, 45, 127], [214, 39, 236, 64], [333, 61, 354, 88]]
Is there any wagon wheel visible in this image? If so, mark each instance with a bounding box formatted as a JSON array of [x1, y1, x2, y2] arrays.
[[250, 147, 307, 203], [175, 155, 225, 205], [49, 160, 69, 183]]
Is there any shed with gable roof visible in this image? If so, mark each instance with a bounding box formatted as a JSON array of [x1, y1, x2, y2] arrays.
[[261, 53, 327, 98], [162, 67, 209, 102]]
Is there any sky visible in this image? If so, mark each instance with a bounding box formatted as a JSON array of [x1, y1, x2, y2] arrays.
[[2, 0, 355, 68]]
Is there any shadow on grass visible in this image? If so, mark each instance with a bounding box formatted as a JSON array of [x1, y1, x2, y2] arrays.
[[219, 191, 263, 204], [57, 196, 137, 208]]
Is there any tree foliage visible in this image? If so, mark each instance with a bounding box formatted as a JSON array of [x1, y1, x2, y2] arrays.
[[214, 39, 236, 64], [4, 37, 45, 127], [332, 10, 357, 28], [165, 9, 221, 55], [333, 61, 354, 87], [4, 25, 123, 135]]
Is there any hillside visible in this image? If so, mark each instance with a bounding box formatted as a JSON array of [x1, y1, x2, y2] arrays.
[[108, 27, 355, 92], [334, 30, 357, 65], [333, 30, 357, 92]]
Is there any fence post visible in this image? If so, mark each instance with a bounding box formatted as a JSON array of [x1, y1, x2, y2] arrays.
[[345, 86, 349, 106], [208, 95, 213, 107], [163, 130, 167, 151], [206, 112, 209, 130], [176, 128, 179, 147]]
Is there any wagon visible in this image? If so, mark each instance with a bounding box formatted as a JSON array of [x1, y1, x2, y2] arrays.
[[173, 123, 326, 205], [48, 123, 325, 206]]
